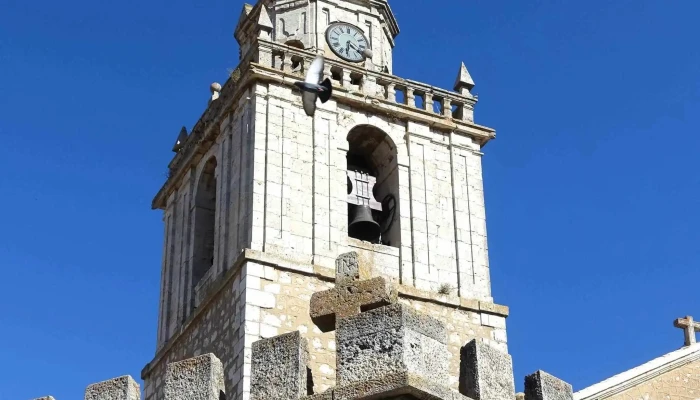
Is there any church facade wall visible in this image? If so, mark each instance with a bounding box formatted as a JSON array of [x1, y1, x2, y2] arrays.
[[602, 359, 700, 400]]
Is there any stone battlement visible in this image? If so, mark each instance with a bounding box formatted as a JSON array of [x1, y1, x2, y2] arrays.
[[32, 253, 574, 400], [33, 353, 573, 400]]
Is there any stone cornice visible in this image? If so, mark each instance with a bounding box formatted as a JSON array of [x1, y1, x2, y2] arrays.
[[574, 343, 700, 400], [151, 59, 255, 210], [141, 248, 509, 380], [369, 0, 399, 39]]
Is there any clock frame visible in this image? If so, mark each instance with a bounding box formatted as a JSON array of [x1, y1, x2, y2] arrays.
[[325, 22, 370, 63]]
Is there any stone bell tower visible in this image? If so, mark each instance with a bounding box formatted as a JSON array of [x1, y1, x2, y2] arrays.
[[142, 1, 510, 400]]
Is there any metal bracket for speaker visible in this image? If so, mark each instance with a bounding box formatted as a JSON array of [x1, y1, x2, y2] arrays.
[[346, 170, 382, 211]]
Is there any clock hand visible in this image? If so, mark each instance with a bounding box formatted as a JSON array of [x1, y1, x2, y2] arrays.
[[346, 42, 363, 57], [348, 42, 371, 59]]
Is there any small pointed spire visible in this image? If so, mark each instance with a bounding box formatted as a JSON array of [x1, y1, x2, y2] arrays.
[[172, 127, 188, 153], [454, 61, 475, 95], [257, 5, 273, 31]]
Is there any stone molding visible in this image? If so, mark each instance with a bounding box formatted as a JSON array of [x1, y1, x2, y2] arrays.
[[573, 343, 700, 400], [141, 248, 509, 380]]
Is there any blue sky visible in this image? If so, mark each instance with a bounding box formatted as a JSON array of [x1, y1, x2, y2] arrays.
[[1, 0, 699, 398]]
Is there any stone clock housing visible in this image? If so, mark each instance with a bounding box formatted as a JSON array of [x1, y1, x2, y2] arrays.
[[235, 0, 399, 73]]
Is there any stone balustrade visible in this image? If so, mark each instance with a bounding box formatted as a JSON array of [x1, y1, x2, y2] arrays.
[[256, 40, 476, 123]]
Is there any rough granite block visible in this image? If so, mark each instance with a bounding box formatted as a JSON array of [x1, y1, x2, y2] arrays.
[[459, 339, 515, 400], [336, 304, 448, 386], [164, 353, 225, 400], [251, 331, 309, 400], [85, 375, 140, 400], [337, 303, 447, 345], [332, 371, 470, 400], [300, 391, 334, 400], [310, 276, 398, 332], [524, 371, 573, 400]]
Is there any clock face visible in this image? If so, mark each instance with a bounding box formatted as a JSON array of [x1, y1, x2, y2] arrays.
[[325, 22, 369, 63]]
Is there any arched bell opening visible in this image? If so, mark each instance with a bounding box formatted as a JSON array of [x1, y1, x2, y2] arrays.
[[346, 125, 400, 248], [191, 156, 217, 308]]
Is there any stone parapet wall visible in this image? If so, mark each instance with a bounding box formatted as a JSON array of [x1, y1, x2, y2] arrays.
[[142, 250, 509, 399]]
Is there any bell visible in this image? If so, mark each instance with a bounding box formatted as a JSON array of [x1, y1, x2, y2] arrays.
[[348, 205, 381, 243]]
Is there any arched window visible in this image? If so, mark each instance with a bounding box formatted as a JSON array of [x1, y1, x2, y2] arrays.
[[192, 157, 217, 298], [346, 125, 400, 247]]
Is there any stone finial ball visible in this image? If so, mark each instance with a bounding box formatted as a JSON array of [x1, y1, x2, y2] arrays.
[[210, 82, 222, 93], [362, 48, 373, 59]]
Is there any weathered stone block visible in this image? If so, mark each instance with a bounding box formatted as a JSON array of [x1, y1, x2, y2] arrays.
[[300, 391, 334, 400], [310, 276, 398, 332], [335, 252, 364, 284], [251, 331, 309, 400], [459, 339, 515, 400], [85, 375, 140, 400], [332, 371, 470, 400], [164, 353, 225, 400], [524, 371, 573, 400], [336, 304, 448, 386]]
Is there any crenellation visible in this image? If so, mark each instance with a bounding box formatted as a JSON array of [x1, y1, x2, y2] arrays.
[[84, 375, 140, 400], [524, 371, 573, 400], [459, 339, 515, 400], [165, 353, 225, 400], [250, 331, 309, 400]]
